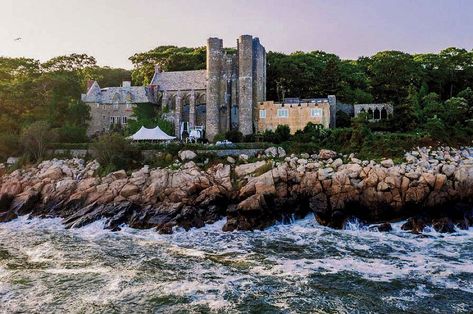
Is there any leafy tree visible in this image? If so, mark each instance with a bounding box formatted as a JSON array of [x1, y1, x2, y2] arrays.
[[129, 46, 206, 85], [91, 133, 142, 172], [363, 51, 422, 104], [127, 103, 173, 136], [274, 125, 291, 143], [20, 121, 57, 161], [350, 113, 372, 148]]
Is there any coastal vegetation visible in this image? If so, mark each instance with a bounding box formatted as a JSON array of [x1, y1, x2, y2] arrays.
[[0, 47, 472, 170]]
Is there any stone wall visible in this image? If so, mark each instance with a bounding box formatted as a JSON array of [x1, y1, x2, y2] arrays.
[[88, 103, 135, 136], [256, 101, 331, 133]]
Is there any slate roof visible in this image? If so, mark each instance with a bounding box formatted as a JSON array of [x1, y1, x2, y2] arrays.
[[81, 81, 155, 104], [150, 70, 207, 91]]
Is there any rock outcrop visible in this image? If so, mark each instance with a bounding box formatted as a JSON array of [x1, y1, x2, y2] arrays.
[[0, 147, 472, 234]]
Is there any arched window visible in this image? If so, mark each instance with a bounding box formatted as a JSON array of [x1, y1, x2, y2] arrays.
[[374, 108, 381, 120], [368, 108, 374, 119], [381, 108, 388, 119]]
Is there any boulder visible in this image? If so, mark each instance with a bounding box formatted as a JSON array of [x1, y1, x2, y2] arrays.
[[264, 147, 278, 158], [235, 161, 267, 177], [381, 159, 394, 168], [319, 149, 337, 160], [239, 154, 249, 161], [111, 170, 127, 180], [432, 218, 455, 233], [277, 147, 286, 158], [39, 167, 63, 180], [178, 150, 197, 161], [120, 184, 140, 198], [442, 164, 456, 177]]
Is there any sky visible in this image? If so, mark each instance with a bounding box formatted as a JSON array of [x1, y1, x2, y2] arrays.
[[1, 0, 472, 69]]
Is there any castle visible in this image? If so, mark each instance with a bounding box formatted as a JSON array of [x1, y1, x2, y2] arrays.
[[82, 35, 393, 140], [83, 35, 267, 141]]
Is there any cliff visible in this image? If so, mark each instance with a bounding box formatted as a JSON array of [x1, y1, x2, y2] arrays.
[[0, 147, 472, 234]]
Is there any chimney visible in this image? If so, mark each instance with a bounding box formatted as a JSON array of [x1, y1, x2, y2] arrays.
[[122, 81, 131, 88], [155, 65, 162, 73], [87, 80, 95, 91]]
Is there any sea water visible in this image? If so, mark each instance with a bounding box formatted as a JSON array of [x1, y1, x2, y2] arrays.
[[0, 214, 472, 313]]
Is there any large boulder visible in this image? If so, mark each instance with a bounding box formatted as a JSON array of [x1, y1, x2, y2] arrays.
[[319, 149, 337, 160], [179, 150, 197, 161], [264, 147, 278, 158], [235, 161, 267, 177], [39, 167, 63, 180]]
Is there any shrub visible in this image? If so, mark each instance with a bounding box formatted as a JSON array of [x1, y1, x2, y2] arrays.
[[20, 121, 57, 162], [0, 133, 19, 162], [225, 129, 244, 143], [91, 133, 142, 172], [213, 133, 226, 142], [274, 125, 291, 143]]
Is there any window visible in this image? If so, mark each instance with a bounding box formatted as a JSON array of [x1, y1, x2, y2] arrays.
[[277, 108, 289, 118], [311, 108, 323, 117], [126, 103, 131, 109], [113, 103, 119, 109], [259, 109, 266, 119], [122, 116, 128, 124], [110, 116, 116, 125]]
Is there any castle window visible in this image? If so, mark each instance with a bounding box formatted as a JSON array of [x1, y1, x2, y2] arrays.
[[374, 108, 381, 120], [311, 108, 323, 117], [259, 109, 266, 119], [277, 108, 289, 118], [122, 116, 128, 124]]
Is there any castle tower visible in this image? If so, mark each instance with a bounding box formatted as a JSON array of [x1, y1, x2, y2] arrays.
[[238, 35, 254, 136], [206, 38, 224, 141], [328, 95, 337, 128]]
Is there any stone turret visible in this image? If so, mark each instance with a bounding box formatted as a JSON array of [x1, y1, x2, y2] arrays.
[[206, 38, 224, 141], [238, 35, 254, 136], [328, 95, 337, 128]]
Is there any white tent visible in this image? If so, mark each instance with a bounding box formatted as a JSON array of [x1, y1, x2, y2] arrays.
[[129, 126, 176, 141]]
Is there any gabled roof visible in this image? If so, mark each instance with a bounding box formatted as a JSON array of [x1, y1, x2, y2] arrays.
[[150, 70, 207, 91], [81, 82, 156, 104]]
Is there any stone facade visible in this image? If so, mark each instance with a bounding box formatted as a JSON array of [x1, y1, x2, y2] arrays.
[[82, 35, 266, 141], [81, 81, 156, 136], [151, 35, 267, 141], [354, 103, 393, 121], [257, 98, 332, 134]]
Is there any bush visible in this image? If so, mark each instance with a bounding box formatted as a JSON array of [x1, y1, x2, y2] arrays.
[[0, 133, 19, 162], [225, 129, 244, 143], [55, 124, 88, 143], [20, 121, 57, 162], [91, 133, 142, 172], [213, 133, 226, 142], [274, 125, 291, 143]]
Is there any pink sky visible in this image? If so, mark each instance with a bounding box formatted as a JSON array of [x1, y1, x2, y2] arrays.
[[1, 0, 472, 68]]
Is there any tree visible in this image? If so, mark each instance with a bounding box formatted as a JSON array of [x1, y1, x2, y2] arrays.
[[91, 133, 142, 172], [20, 121, 57, 161], [363, 51, 422, 104], [129, 46, 206, 85], [274, 125, 291, 143]]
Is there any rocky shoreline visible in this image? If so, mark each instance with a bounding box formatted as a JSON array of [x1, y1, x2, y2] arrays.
[[0, 147, 472, 234]]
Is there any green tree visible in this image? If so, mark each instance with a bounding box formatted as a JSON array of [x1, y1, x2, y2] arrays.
[[20, 121, 57, 161]]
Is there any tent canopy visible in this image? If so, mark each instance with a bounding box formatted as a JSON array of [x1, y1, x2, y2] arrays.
[[129, 126, 176, 141]]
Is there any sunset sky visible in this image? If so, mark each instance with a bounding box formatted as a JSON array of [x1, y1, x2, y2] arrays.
[[1, 0, 472, 68]]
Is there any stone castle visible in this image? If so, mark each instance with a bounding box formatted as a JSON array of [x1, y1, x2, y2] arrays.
[[82, 34, 393, 139], [83, 35, 266, 140]]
